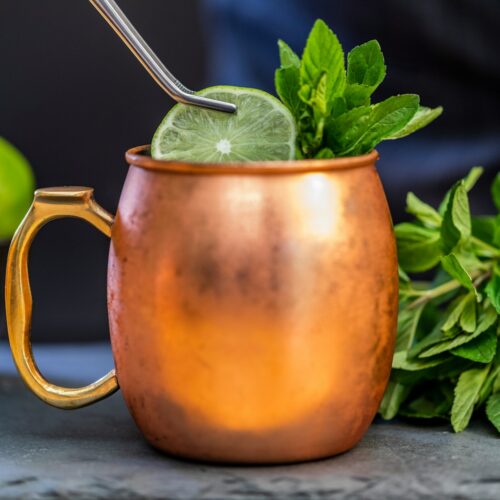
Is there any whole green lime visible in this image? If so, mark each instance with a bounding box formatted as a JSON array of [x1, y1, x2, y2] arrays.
[[0, 137, 35, 241]]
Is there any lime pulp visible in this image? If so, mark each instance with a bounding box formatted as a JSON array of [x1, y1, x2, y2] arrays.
[[151, 86, 297, 163]]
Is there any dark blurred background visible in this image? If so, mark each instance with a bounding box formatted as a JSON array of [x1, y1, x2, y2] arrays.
[[1, 0, 499, 342]]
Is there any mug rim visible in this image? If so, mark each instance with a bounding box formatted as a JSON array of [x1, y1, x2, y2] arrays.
[[125, 145, 379, 175]]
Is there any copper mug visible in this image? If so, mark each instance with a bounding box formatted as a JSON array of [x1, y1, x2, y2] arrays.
[[5, 146, 398, 464]]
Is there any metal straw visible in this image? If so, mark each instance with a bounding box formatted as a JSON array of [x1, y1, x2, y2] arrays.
[[89, 0, 237, 113]]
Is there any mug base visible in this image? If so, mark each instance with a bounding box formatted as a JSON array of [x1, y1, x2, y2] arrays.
[[144, 436, 362, 465]]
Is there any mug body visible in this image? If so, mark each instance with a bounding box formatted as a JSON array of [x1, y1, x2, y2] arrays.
[[107, 147, 398, 463]]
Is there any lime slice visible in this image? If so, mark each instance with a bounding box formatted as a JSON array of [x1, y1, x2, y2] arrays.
[[0, 138, 35, 241], [151, 86, 296, 162]]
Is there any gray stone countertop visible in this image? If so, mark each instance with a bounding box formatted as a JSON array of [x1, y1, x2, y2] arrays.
[[0, 343, 498, 499]]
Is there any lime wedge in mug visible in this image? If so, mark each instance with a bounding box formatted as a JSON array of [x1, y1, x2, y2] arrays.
[[151, 86, 297, 162], [0, 138, 35, 241]]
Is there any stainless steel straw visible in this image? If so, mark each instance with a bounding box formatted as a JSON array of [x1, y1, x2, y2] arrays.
[[89, 0, 236, 113]]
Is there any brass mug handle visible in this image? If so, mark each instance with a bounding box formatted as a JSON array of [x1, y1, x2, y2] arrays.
[[5, 187, 119, 409]]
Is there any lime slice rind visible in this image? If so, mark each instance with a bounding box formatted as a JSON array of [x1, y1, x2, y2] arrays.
[[151, 86, 297, 163]]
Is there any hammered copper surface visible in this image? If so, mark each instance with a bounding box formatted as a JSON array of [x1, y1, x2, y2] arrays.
[[107, 147, 398, 463]]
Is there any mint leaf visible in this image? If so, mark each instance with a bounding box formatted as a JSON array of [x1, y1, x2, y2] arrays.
[[440, 253, 478, 297], [494, 371, 500, 394], [440, 181, 471, 253], [310, 72, 329, 117], [344, 83, 371, 109], [314, 147, 334, 159], [452, 330, 497, 363], [379, 380, 411, 420], [300, 20, 345, 103], [441, 294, 470, 332], [396, 305, 424, 352], [493, 215, 500, 248], [398, 266, 410, 283], [386, 106, 443, 140], [409, 316, 452, 358], [463, 166, 484, 192], [347, 40, 386, 89], [330, 96, 347, 117], [339, 94, 420, 156], [344, 40, 385, 110], [438, 167, 483, 216], [478, 363, 500, 405], [485, 270, 500, 314], [393, 351, 448, 371], [492, 172, 500, 212], [400, 383, 454, 419], [459, 294, 477, 333], [275, 66, 303, 119], [486, 393, 500, 432], [297, 73, 330, 153], [451, 365, 490, 432], [400, 398, 449, 419], [472, 216, 496, 245], [406, 192, 442, 228], [325, 105, 371, 153], [278, 39, 300, 68], [395, 223, 442, 273]]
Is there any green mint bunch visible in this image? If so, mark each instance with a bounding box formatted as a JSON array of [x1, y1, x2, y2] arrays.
[[275, 20, 443, 159], [380, 168, 500, 434]]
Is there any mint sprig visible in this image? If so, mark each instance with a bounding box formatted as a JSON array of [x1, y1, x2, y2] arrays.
[[380, 169, 500, 434], [275, 20, 443, 159]]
